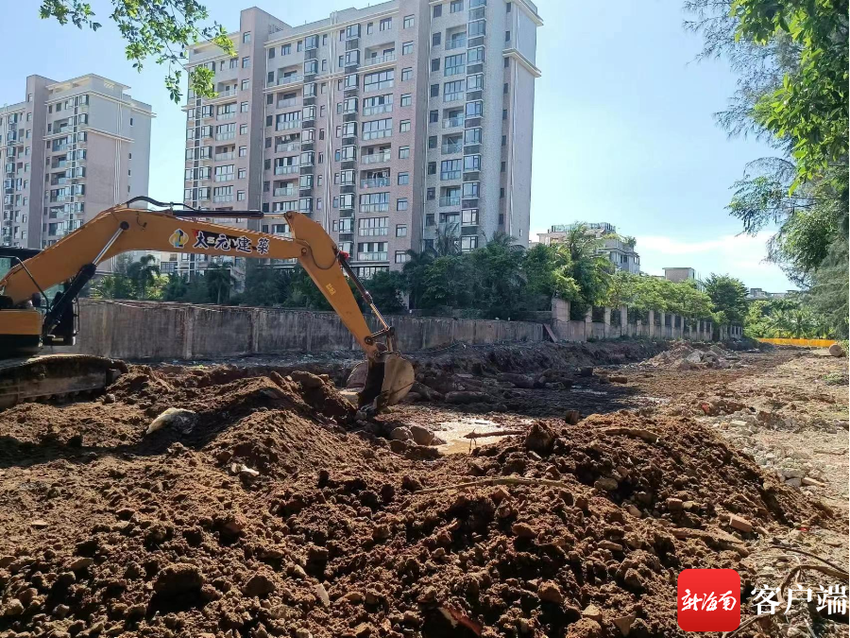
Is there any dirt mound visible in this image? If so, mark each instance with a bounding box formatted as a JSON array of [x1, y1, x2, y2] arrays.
[[644, 341, 742, 371], [0, 355, 832, 638]]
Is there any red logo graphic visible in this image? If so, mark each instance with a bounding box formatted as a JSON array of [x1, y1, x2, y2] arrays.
[[678, 569, 741, 632]]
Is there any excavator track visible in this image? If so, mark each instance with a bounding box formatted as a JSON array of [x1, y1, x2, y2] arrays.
[[0, 354, 127, 409]]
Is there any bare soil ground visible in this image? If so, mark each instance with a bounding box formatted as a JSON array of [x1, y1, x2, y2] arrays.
[[0, 342, 846, 638]]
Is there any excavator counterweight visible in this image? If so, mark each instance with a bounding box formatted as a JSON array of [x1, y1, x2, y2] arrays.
[[0, 198, 414, 411]]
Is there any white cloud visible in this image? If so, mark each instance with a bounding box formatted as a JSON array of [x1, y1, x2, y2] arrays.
[[636, 232, 795, 291]]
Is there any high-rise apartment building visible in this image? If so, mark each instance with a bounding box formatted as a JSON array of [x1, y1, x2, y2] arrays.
[[177, 0, 540, 278], [0, 74, 153, 252]]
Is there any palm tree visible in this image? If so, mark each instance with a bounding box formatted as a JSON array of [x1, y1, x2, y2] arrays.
[[205, 263, 237, 305], [126, 254, 160, 299], [434, 222, 461, 256]]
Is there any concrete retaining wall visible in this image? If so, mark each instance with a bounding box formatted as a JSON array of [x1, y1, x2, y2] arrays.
[[69, 299, 545, 360]]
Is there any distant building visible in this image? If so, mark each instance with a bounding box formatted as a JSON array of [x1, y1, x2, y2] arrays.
[[663, 267, 696, 283], [747, 288, 791, 300], [536, 222, 640, 274], [0, 74, 153, 252]]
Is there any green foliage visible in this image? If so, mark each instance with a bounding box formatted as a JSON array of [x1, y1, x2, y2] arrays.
[[162, 274, 189, 301], [365, 271, 406, 314], [744, 294, 834, 338], [126, 254, 160, 298], [39, 0, 236, 103], [730, 0, 848, 183], [703, 274, 748, 324], [603, 271, 716, 320], [204, 263, 236, 305], [401, 250, 434, 310], [90, 272, 135, 300]]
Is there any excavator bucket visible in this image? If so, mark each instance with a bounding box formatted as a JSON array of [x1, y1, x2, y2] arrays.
[[354, 354, 415, 409]]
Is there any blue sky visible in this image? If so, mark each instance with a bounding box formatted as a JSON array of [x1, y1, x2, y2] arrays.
[[0, 0, 794, 291]]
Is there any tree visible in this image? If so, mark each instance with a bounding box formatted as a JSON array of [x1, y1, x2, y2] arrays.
[[402, 250, 434, 310], [204, 263, 236, 305], [90, 273, 135, 299], [162, 274, 189, 301], [419, 255, 474, 310], [39, 0, 236, 103], [365, 271, 406, 314], [235, 261, 294, 307], [469, 233, 525, 318], [126, 254, 160, 299], [553, 225, 613, 319], [703, 274, 748, 325]]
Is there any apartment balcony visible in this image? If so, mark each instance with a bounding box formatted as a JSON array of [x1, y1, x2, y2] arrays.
[[362, 129, 392, 141], [215, 132, 235, 141], [216, 112, 236, 121], [52, 160, 68, 169], [214, 89, 238, 99], [360, 53, 396, 70], [357, 252, 388, 262], [276, 120, 300, 131], [275, 75, 302, 87], [443, 92, 463, 103], [360, 177, 390, 189], [360, 204, 389, 214], [274, 165, 299, 175], [360, 152, 391, 165], [440, 171, 461, 180], [442, 143, 463, 154], [277, 98, 298, 108], [439, 196, 461, 207], [273, 187, 297, 197], [362, 104, 392, 117], [213, 195, 234, 203], [214, 152, 235, 161], [442, 116, 464, 128], [275, 142, 300, 153], [214, 174, 233, 182], [446, 38, 467, 50]]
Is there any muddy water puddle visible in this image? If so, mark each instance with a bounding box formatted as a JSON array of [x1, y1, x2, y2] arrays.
[[435, 417, 530, 454]]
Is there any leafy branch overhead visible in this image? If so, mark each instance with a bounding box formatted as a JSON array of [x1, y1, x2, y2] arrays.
[[39, 0, 236, 103]]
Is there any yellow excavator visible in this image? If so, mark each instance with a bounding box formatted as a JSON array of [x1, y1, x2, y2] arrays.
[[0, 197, 414, 410]]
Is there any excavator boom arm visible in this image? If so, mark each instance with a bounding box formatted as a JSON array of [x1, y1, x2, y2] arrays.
[[0, 206, 381, 360]]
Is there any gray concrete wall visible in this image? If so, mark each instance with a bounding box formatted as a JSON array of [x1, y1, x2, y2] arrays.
[[68, 299, 544, 360]]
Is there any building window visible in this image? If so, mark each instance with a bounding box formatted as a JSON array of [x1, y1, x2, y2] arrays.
[[506, 1, 512, 11], [428, 136, 437, 149], [468, 46, 485, 64], [444, 80, 464, 102], [428, 161, 437, 174], [243, 32, 251, 43], [504, 57, 510, 68], [399, 120, 411, 133], [430, 84, 440, 98], [397, 172, 409, 185], [501, 161, 506, 172], [503, 108, 508, 120], [441, 159, 461, 180], [403, 15, 414, 28], [401, 67, 413, 81], [501, 135, 507, 146], [468, 20, 486, 37], [427, 187, 436, 200], [358, 216, 389, 235], [463, 155, 481, 171], [463, 182, 479, 198], [500, 187, 505, 198], [505, 30, 511, 42], [402, 41, 413, 55], [462, 209, 478, 225], [241, 101, 249, 112], [400, 93, 412, 107], [129, 117, 134, 126], [238, 168, 246, 179], [282, 43, 291, 55], [364, 70, 394, 92], [241, 79, 250, 90], [467, 74, 483, 90], [397, 198, 408, 211], [451, 0, 464, 12], [461, 236, 478, 252], [426, 213, 435, 226], [237, 190, 246, 201], [268, 47, 275, 59], [429, 110, 439, 123], [242, 56, 251, 68], [367, 22, 374, 34], [398, 146, 410, 159], [432, 32, 441, 46], [433, 5, 442, 17], [464, 127, 482, 144], [380, 17, 392, 31], [445, 53, 465, 76], [431, 58, 441, 72], [239, 146, 247, 157], [396, 224, 408, 237]]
